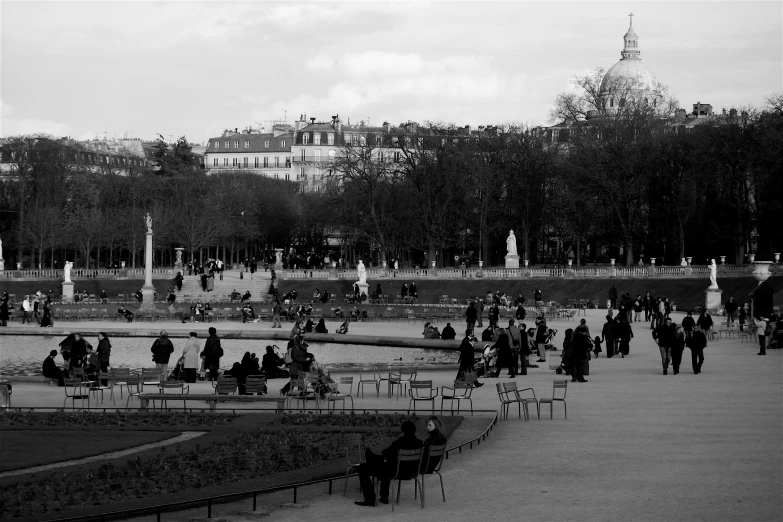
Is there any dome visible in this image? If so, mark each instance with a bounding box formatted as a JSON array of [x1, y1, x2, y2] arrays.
[[601, 58, 661, 94]]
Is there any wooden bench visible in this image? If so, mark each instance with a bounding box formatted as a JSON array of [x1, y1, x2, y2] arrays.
[[137, 393, 286, 412]]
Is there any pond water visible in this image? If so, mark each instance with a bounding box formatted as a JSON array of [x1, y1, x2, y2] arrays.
[[0, 335, 458, 376]]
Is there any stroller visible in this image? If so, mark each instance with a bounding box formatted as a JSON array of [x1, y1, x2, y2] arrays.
[[543, 328, 559, 351], [474, 344, 497, 378]]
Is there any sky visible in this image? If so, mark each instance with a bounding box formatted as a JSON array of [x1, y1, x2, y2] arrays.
[[1, 1, 781, 144]]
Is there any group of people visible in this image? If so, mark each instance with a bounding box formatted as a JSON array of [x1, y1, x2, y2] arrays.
[[421, 322, 456, 340], [42, 332, 111, 386], [1, 291, 54, 328]]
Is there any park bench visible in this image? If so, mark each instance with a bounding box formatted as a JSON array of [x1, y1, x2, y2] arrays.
[[136, 393, 286, 412]]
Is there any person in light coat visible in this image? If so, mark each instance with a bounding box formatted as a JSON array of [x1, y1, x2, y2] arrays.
[[182, 331, 201, 383]]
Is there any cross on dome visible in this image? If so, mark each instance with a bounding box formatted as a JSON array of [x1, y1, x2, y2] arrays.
[[629, 12, 634, 27]]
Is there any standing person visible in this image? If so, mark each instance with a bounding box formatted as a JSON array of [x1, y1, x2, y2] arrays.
[[201, 327, 224, 381], [200, 272, 208, 292], [493, 328, 516, 377], [409, 282, 418, 299], [288, 334, 313, 379], [633, 295, 643, 322], [354, 420, 423, 507], [535, 319, 548, 362], [756, 317, 769, 355], [0, 294, 10, 327], [39, 298, 53, 327], [507, 319, 523, 376], [457, 331, 483, 386], [653, 317, 677, 375], [250, 258, 256, 281], [272, 299, 282, 328], [561, 328, 575, 377], [476, 298, 484, 328], [68, 333, 89, 370], [181, 332, 200, 383], [617, 317, 634, 357], [400, 283, 408, 299], [608, 285, 618, 310], [96, 332, 111, 375], [681, 312, 696, 340], [534, 289, 542, 304], [643, 292, 654, 322], [696, 310, 713, 335], [724, 297, 738, 325], [488, 302, 500, 329], [689, 325, 707, 373], [21, 296, 32, 325], [465, 302, 477, 334], [571, 330, 590, 382], [151, 330, 175, 381], [175, 271, 183, 291], [671, 326, 686, 375]]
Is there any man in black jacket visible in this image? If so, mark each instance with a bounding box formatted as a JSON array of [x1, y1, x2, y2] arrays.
[[653, 317, 677, 375], [681, 312, 696, 340], [355, 420, 423, 506], [689, 326, 707, 374], [465, 302, 477, 334], [724, 297, 738, 325], [601, 315, 618, 358], [42, 350, 67, 386], [151, 330, 175, 381]]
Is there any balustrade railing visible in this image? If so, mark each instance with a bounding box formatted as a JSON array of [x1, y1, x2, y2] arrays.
[[0, 268, 174, 279]]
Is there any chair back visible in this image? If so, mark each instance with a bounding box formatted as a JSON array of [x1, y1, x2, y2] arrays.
[[63, 378, 88, 397], [374, 364, 390, 380], [552, 380, 568, 400], [451, 381, 473, 398], [344, 433, 364, 466], [503, 381, 521, 397], [422, 443, 446, 473], [215, 376, 238, 394], [245, 375, 267, 394], [287, 378, 307, 395], [159, 381, 186, 394], [337, 376, 353, 390], [141, 368, 160, 383], [409, 380, 434, 398], [495, 382, 506, 398], [394, 447, 424, 480]]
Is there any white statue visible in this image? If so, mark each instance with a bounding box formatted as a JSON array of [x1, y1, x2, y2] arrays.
[[175, 250, 183, 263], [275, 251, 283, 264], [506, 230, 518, 256], [357, 259, 367, 284], [708, 259, 719, 290], [144, 213, 153, 233], [64, 261, 73, 283], [680, 258, 687, 267]]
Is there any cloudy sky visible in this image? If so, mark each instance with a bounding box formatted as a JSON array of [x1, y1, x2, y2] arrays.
[[1, 1, 780, 143]]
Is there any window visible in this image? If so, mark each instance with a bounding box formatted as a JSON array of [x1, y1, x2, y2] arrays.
[[301, 150, 306, 161], [314, 133, 321, 145], [234, 141, 239, 148], [265, 140, 269, 148], [275, 156, 279, 167], [243, 157, 248, 167], [351, 135, 359, 146], [394, 151, 401, 162], [286, 156, 291, 167], [264, 157, 269, 167], [327, 133, 334, 145], [298, 167, 305, 180], [281, 140, 286, 148], [224, 158, 228, 166], [213, 158, 218, 167], [274, 174, 279, 179], [254, 157, 259, 168], [225, 141, 230, 148], [244, 140, 250, 149], [314, 150, 321, 161], [285, 173, 290, 181], [376, 136, 382, 146], [214, 141, 219, 149], [303, 133, 310, 145]]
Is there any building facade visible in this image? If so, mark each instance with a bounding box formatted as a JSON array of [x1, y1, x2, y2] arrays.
[[203, 125, 293, 180]]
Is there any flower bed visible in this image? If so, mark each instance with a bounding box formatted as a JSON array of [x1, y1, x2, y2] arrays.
[[0, 411, 237, 428]]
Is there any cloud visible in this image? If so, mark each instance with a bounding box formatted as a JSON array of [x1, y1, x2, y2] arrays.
[[0, 99, 73, 138]]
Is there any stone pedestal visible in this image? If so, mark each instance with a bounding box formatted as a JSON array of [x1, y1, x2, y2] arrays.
[[505, 254, 520, 269], [62, 281, 74, 303], [608, 267, 618, 277], [0, 259, 4, 271], [357, 282, 369, 297], [705, 289, 722, 312], [140, 231, 156, 312]]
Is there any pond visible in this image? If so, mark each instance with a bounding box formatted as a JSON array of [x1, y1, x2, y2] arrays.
[[0, 335, 458, 376]]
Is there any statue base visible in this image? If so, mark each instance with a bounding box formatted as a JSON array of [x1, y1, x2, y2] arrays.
[[505, 254, 520, 269], [705, 289, 722, 312], [62, 281, 74, 303], [174, 261, 183, 272], [356, 281, 369, 298], [0, 259, 4, 271], [140, 285, 157, 312]]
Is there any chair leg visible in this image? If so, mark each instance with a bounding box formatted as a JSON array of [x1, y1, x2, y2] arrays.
[[564, 401, 567, 420]]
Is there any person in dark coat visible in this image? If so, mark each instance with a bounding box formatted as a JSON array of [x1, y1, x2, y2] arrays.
[[68, 333, 89, 370], [608, 285, 618, 310], [601, 315, 618, 358], [696, 311, 713, 334], [534, 289, 542, 303], [617, 318, 634, 356], [488, 303, 500, 328], [200, 273, 208, 292], [39, 299, 53, 327], [672, 326, 686, 375], [175, 271, 183, 291], [465, 302, 478, 334], [355, 420, 423, 507], [42, 349, 68, 386], [96, 332, 111, 374], [314, 318, 328, 333], [0, 295, 10, 327], [681, 312, 696, 340], [151, 330, 175, 381], [643, 292, 654, 322], [400, 283, 408, 298], [689, 326, 707, 374], [561, 329, 575, 376], [440, 322, 456, 340], [494, 329, 515, 377], [571, 330, 590, 382], [535, 320, 548, 362], [481, 325, 495, 342], [653, 317, 678, 375], [201, 327, 223, 381], [456, 332, 483, 386], [409, 282, 418, 299], [261, 345, 288, 378]]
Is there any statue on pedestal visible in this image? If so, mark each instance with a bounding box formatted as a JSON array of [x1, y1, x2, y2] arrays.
[[64, 261, 73, 283], [506, 230, 518, 256], [357, 259, 367, 284], [144, 213, 153, 234], [708, 259, 719, 290]]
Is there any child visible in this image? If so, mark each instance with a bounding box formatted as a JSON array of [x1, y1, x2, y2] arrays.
[[337, 320, 349, 334], [593, 336, 603, 358]]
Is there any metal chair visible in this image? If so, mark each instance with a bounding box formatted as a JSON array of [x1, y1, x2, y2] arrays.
[[420, 443, 447, 505], [63, 378, 90, 409], [343, 433, 365, 496], [389, 448, 425, 511], [325, 376, 354, 412], [139, 368, 162, 392], [496, 382, 524, 420], [357, 366, 380, 398], [503, 382, 538, 420], [408, 380, 438, 414], [440, 381, 473, 415], [155, 381, 190, 410], [539, 380, 568, 419], [244, 374, 267, 395], [388, 366, 416, 400], [285, 377, 317, 410], [89, 371, 115, 405], [214, 375, 238, 395]]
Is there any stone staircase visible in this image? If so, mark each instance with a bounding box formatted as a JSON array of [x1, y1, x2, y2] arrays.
[[174, 269, 274, 302]]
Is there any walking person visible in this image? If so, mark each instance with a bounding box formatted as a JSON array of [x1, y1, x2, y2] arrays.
[[724, 297, 738, 325], [643, 292, 654, 322], [151, 330, 175, 381], [465, 301, 477, 335], [653, 317, 677, 375], [96, 332, 111, 376], [457, 331, 483, 386], [201, 327, 224, 381], [571, 330, 590, 382], [535, 318, 548, 362], [681, 312, 696, 341], [608, 284, 618, 310], [494, 329, 516, 377], [181, 332, 200, 383], [21, 296, 32, 325], [507, 319, 523, 376], [272, 299, 282, 328], [689, 325, 707, 373], [602, 315, 617, 358], [633, 295, 642, 322], [476, 298, 484, 327], [671, 326, 685, 375]]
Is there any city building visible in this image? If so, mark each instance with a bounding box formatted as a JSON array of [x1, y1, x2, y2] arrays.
[[203, 125, 293, 180]]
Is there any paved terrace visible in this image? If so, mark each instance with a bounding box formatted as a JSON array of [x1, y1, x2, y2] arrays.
[[3, 310, 781, 521]]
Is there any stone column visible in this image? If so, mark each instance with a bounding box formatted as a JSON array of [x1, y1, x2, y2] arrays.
[[140, 231, 156, 311]]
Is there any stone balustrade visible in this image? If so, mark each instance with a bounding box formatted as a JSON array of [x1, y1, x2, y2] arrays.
[[277, 264, 770, 281], [0, 268, 174, 280]]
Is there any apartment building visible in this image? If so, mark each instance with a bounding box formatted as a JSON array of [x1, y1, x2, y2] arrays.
[[204, 125, 293, 180]]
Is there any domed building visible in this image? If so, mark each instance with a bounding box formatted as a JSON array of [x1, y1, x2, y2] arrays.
[[598, 14, 663, 112]]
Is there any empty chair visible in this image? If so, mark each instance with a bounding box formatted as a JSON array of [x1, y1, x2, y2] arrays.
[[539, 380, 568, 419], [503, 382, 538, 420], [440, 381, 473, 415], [357, 366, 380, 398], [343, 433, 365, 496], [496, 382, 525, 421], [155, 381, 190, 410], [388, 366, 416, 400], [325, 376, 354, 412], [244, 374, 267, 395], [285, 377, 317, 410], [214, 375, 238, 395], [63, 378, 90, 410], [89, 372, 115, 405], [139, 368, 162, 392], [408, 380, 438, 414]]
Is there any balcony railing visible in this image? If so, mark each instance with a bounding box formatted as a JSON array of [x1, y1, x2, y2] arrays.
[[292, 156, 335, 163], [207, 163, 290, 170]]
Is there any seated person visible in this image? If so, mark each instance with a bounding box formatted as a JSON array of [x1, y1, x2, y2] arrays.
[[440, 322, 456, 340], [373, 284, 383, 300], [336, 321, 349, 334], [515, 294, 526, 306], [334, 305, 344, 318], [314, 318, 328, 333], [261, 345, 288, 379], [117, 306, 135, 322], [230, 289, 242, 301], [350, 306, 361, 321], [304, 318, 314, 333], [482, 344, 498, 377], [241, 291, 252, 302], [320, 290, 330, 304], [42, 349, 68, 386], [481, 325, 495, 342], [355, 420, 423, 507], [192, 302, 204, 322], [242, 304, 255, 323], [135, 289, 143, 302], [99, 290, 108, 303], [167, 292, 176, 305], [74, 292, 81, 303], [312, 289, 321, 302]]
